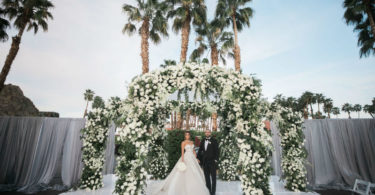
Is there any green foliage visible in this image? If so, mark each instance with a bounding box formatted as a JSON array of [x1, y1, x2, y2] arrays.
[[190, 19, 234, 65], [92, 96, 105, 109], [215, 0, 254, 32], [0, 7, 10, 42], [331, 107, 340, 117], [84, 89, 95, 101], [167, 0, 207, 33], [2, 0, 54, 34], [122, 0, 169, 43], [363, 97, 375, 118], [341, 103, 354, 118], [343, 0, 375, 58], [160, 59, 177, 68]]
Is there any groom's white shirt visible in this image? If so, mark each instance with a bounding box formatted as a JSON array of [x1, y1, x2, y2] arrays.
[[204, 139, 209, 151]]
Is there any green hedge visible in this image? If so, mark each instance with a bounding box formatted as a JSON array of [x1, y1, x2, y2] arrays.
[[165, 130, 222, 173]]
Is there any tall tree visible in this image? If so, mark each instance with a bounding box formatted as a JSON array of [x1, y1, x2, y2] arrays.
[[167, 0, 206, 63], [343, 0, 375, 58], [353, 104, 362, 118], [123, 0, 169, 74], [215, 0, 253, 71], [298, 94, 309, 119], [0, 0, 54, 92], [92, 96, 105, 109], [323, 98, 333, 118], [301, 91, 316, 119], [363, 97, 375, 118], [83, 89, 95, 118], [315, 93, 325, 113], [0, 7, 10, 42], [332, 107, 340, 118], [190, 19, 234, 65], [342, 103, 354, 119]]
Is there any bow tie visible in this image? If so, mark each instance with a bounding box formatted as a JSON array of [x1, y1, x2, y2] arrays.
[[206, 138, 211, 141]]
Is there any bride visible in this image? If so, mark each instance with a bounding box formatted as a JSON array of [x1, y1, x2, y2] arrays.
[[152, 131, 210, 195]]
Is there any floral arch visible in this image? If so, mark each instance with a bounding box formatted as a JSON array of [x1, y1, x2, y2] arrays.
[[113, 62, 273, 195], [79, 62, 308, 195]]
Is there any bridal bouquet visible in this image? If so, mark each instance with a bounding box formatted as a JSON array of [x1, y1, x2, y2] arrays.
[[177, 162, 186, 172]]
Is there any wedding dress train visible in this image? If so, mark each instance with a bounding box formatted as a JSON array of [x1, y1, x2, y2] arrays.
[[152, 144, 210, 195]]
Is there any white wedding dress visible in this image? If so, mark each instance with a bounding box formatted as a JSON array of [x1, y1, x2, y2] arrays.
[[152, 144, 210, 195]]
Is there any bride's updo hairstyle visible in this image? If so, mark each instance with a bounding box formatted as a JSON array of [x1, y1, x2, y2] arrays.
[[184, 131, 191, 140]]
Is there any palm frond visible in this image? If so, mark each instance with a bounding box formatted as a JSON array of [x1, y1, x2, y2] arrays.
[[122, 22, 137, 35]]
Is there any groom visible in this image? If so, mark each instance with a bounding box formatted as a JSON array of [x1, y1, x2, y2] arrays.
[[198, 130, 219, 195]]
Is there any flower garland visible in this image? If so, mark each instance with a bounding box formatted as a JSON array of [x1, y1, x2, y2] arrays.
[[268, 104, 308, 192], [148, 128, 169, 179], [115, 62, 273, 195], [80, 97, 122, 190]]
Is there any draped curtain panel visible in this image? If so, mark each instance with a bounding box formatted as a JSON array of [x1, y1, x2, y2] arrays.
[[271, 119, 375, 190], [0, 117, 116, 194]]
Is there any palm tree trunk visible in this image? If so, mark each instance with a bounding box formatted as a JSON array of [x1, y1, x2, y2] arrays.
[[328, 109, 331, 119], [317, 102, 320, 113], [140, 19, 150, 74], [309, 103, 314, 119], [348, 112, 351, 119], [365, 0, 375, 38], [83, 101, 89, 118], [212, 112, 217, 131], [211, 44, 219, 66], [173, 111, 177, 129], [0, 22, 27, 92], [180, 13, 191, 63], [232, 11, 241, 72], [177, 112, 182, 129], [186, 109, 191, 130], [303, 106, 308, 119]]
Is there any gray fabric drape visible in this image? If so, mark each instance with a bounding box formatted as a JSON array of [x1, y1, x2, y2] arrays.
[[270, 119, 375, 190], [270, 121, 282, 177], [0, 116, 116, 194], [103, 122, 116, 175]]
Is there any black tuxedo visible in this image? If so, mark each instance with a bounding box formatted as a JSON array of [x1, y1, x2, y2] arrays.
[[198, 137, 219, 195]]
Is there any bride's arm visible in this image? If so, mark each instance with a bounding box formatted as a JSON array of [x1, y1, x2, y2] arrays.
[[181, 142, 185, 162]]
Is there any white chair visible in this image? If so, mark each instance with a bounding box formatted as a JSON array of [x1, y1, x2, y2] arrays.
[[353, 179, 375, 195]]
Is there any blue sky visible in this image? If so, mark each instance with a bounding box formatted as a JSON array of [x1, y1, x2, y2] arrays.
[[0, 0, 374, 118]]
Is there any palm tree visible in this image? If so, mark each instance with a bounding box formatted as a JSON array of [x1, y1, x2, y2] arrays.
[[190, 19, 234, 65], [167, 0, 206, 63], [160, 59, 176, 68], [123, 0, 169, 74], [363, 98, 374, 118], [215, 0, 253, 71], [342, 103, 354, 119], [301, 91, 315, 119], [353, 104, 362, 118], [0, 0, 54, 92], [0, 7, 10, 42], [298, 94, 309, 119], [315, 93, 325, 114], [83, 89, 95, 118], [323, 98, 333, 118], [343, 0, 375, 58], [332, 107, 340, 118], [363, 105, 374, 118]]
